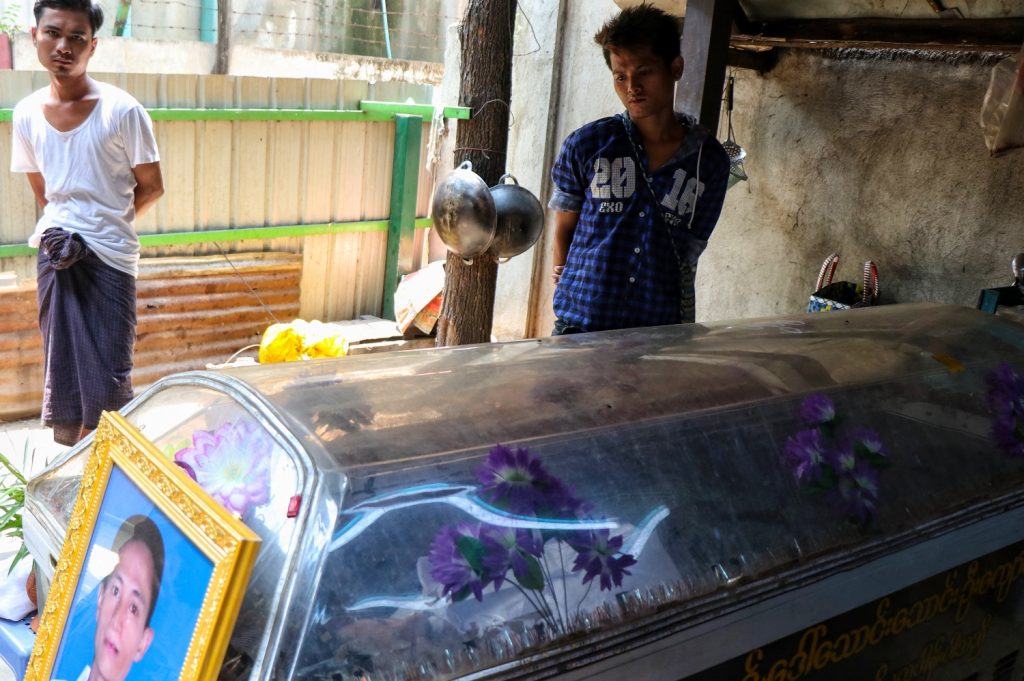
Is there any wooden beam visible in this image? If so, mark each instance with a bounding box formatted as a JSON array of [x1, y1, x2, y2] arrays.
[[726, 47, 777, 74], [731, 18, 1024, 54], [677, 0, 734, 132]]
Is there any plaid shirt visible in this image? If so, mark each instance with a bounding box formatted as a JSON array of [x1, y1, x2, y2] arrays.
[[549, 112, 729, 331]]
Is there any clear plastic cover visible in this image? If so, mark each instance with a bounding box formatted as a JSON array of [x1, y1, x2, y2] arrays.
[[24, 304, 1024, 681]]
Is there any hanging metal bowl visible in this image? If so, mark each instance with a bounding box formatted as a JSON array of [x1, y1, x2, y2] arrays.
[[489, 174, 544, 259], [430, 160, 497, 259]]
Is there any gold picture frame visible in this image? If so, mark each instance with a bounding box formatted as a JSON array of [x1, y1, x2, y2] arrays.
[[25, 412, 260, 681]]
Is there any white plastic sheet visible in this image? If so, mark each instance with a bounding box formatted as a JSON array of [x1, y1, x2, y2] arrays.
[[0, 558, 33, 622]]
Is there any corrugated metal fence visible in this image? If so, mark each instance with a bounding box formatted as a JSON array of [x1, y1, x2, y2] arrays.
[[0, 254, 302, 420]]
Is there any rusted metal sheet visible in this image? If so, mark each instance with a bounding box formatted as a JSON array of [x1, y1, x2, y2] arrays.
[[0, 253, 301, 421]]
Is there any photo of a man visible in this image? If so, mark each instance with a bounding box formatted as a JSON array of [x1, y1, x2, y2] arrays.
[[49, 462, 217, 681], [57, 515, 164, 681]]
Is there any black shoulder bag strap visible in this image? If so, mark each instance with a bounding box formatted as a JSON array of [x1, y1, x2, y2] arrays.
[[620, 118, 706, 324]]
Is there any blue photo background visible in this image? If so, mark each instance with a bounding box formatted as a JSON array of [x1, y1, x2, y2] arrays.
[[51, 464, 214, 681]]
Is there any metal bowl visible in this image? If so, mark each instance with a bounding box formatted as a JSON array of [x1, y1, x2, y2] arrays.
[[489, 174, 544, 259], [430, 161, 497, 259]]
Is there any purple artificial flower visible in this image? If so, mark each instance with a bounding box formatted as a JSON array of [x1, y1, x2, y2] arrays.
[[829, 444, 857, 474], [836, 464, 880, 523], [992, 415, 1024, 458], [477, 444, 583, 516], [568, 529, 637, 591], [539, 477, 590, 520], [988, 364, 1024, 405], [174, 419, 273, 516], [480, 525, 544, 589], [174, 459, 197, 481], [428, 523, 490, 601], [477, 445, 552, 513], [799, 394, 836, 426], [784, 429, 828, 482], [987, 364, 1024, 457], [848, 427, 887, 459]]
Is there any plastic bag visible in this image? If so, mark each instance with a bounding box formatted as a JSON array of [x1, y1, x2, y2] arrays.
[[981, 46, 1024, 157], [0, 558, 34, 622], [258, 319, 349, 363]]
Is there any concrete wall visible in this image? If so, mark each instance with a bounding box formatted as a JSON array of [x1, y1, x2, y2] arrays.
[[704, 49, 1023, 321], [12, 34, 217, 73], [10, 33, 442, 85], [506, 0, 1024, 336], [490, 0, 574, 340], [0, 0, 460, 54]]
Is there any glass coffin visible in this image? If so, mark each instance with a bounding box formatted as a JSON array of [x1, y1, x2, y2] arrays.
[[21, 303, 1024, 681]]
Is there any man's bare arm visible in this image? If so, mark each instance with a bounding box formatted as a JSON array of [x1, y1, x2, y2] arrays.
[[26, 172, 47, 209], [132, 161, 164, 219], [552, 210, 579, 284]]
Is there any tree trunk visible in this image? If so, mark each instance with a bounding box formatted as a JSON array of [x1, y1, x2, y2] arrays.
[[214, 0, 231, 75], [435, 0, 516, 347]]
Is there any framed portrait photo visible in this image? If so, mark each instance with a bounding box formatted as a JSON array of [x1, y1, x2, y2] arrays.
[[25, 412, 260, 681]]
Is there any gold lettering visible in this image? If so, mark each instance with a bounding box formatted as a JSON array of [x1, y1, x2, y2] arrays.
[[842, 625, 871, 659], [884, 615, 993, 681], [749, 550, 1021, 678], [871, 598, 892, 645], [940, 571, 960, 612], [791, 624, 825, 677], [742, 648, 764, 681], [765, 657, 792, 681], [811, 638, 834, 671], [890, 607, 911, 636]]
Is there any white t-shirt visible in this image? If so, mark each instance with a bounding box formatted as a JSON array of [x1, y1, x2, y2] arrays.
[[10, 81, 160, 277]]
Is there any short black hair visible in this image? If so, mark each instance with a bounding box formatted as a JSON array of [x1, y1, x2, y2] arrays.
[[593, 3, 681, 69], [33, 0, 104, 35], [108, 515, 165, 628]]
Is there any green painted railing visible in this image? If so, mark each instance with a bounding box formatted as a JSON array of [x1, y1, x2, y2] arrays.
[[360, 101, 471, 120], [0, 101, 471, 123], [0, 218, 433, 259]]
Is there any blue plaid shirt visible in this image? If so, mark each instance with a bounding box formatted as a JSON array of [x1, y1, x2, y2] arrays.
[[549, 112, 729, 331]]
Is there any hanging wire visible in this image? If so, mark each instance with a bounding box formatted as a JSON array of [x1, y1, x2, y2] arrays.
[[120, 0, 462, 62], [514, 4, 541, 57], [719, 69, 748, 185], [211, 242, 281, 325]]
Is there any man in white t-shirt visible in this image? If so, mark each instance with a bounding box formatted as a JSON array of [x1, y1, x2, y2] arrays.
[[10, 0, 163, 445]]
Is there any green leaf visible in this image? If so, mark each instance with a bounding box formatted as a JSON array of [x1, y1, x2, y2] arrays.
[[518, 555, 545, 591], [456, 536, 486, 575], [802, 466, 838, 493], [451, 584, 473, 603], [865, 452, 892, 468], [0, 488, 25, 504], [0, 507, 23, 531], [6, 544, 29, 576], [0, 451, 26, 484]]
